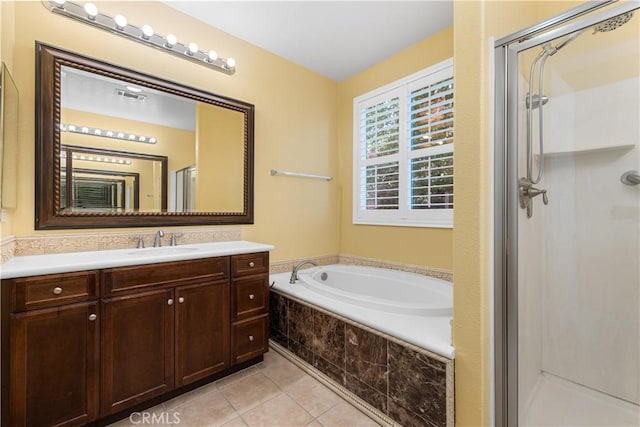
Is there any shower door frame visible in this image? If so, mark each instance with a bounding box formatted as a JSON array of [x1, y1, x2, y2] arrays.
[[493, 1, 638, 425]]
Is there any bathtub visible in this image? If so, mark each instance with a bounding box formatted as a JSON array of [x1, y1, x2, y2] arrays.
[[270, 263, 454, 359], [298, 264, 452, 316]]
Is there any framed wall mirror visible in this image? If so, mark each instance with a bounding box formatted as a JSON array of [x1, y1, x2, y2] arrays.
[[35, 42, 254, 229]]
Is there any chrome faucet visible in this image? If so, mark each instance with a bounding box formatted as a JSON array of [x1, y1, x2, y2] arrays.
[[289, 260, 318, 284], [154, 230, 165, 247]]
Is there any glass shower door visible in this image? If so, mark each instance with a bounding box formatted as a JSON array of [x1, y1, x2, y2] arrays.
[[513, 5, 640, 426]]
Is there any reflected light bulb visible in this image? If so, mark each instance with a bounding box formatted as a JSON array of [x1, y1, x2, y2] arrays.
[[207, 50, 218, 62], [52, 0, 66, 8], [68, 125, 76, 131], [149, 138, 157, 144], [84, 3, 98, 19], [226, 57, 236, 68], [188, 42, 198, 55], [114, 14, 127, 30]]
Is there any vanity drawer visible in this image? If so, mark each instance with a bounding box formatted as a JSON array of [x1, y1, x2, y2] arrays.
[[232, 314, 269, 365], [102, 257, 229, 296], [10, 271, 99, 311], [231, 252, 269, 277], [232, 276, 269, 320]]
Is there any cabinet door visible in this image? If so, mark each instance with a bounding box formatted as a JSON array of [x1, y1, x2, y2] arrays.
[[10, 302, 99, 427], [175, 281, 230, 387], [101, 289, 174, 415]]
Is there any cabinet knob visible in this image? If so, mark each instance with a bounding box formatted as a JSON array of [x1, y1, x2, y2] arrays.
[[248, 294, 255, 300], [89, 314, 97, 321], [248, 262, 255, 268], [168, 299, 174, 306], [52, 287, 63, 295], [248, 335, 254, 342], [178, 297, 185, 304]]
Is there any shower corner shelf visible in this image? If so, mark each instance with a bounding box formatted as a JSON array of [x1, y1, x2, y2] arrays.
[[540, 143, 635, 158]]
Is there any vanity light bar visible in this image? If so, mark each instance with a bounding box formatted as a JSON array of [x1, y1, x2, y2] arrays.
[[43, 0, 236, 75], [60, 123, 158, 144], [61, 151, 133, 165]]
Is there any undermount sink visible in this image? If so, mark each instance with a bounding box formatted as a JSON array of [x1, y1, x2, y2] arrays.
[[127, 247, 200, 256]]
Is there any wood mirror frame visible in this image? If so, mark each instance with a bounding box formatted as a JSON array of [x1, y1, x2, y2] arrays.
[[35, 42, 254, 229]]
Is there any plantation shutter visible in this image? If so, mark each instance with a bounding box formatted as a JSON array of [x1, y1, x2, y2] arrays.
[[353, 58, 453, 227]]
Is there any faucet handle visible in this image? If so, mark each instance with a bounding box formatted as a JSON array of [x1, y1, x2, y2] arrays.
[[170, 233, 184, 246], [129, 236, 145, 248]]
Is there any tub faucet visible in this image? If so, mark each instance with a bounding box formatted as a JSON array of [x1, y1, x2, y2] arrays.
[[290, 260, 318, 284], [154, 230, 165, 247]]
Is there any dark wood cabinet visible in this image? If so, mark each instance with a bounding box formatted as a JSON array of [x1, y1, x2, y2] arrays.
[[175, 281, 230, 387], [230, 253, 270, 366], [9, 301, 100, 427], [1, 251, 269, 426], [101, 289, 175, 415]]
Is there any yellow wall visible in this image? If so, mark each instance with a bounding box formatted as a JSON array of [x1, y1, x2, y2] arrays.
[[8, 0, 339, 262], [195, 103, 244, 212], [336, 27, 454, 270]]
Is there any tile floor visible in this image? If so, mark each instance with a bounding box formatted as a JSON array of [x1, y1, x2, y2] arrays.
[[109, 348, 381, 427]]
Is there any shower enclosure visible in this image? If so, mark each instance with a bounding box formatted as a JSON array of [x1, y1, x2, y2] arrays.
[[495, 1, 640, 425]]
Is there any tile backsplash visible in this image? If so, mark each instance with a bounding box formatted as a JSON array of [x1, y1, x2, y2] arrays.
[[1, 227, 241, 262]]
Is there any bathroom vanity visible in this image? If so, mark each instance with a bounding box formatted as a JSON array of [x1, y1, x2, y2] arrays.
[[0, 241, 272, 426]]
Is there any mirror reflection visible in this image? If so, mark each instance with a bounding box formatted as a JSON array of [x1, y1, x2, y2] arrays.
[[60, 66, 245, 214], [60, 145, 167, 212]]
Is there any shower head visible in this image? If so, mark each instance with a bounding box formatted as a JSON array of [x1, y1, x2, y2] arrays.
[[593, 11, 634, 33]]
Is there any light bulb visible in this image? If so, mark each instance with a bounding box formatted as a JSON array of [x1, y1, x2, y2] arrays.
[[59, 123, 66, 131], [114, 14, 127, 30], [106, 131, 113, 137], [94, 129, 102, 135], [52, 0, 66, 8], [68, 125, 76, 131], [128, 134, 136, 140], [207, 50, 218, 62], [188, 42, 198, 55], [141, 25, 154, 39], [117, 132, 125, 138], [165, 34, 177, 48], [226, 57, 236, 68], [149, 138, 157, 144], [81, 127, 89, 133], [84, 3, 98, 19], [139, 136, 146, 142]]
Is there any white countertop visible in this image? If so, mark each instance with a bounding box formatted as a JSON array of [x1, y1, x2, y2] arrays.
[[0, 241, 274, 279], [270, 271, 455, 360]]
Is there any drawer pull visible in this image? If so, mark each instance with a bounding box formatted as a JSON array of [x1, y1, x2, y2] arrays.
[[248, 335, 254, 342], [248, 294, 255, 300], [178, 297, 185, 304], [168, 299, 174, 306], [248, 262, 255, 268], [89, 314, 97, 321], [52, 287, 63, 295]]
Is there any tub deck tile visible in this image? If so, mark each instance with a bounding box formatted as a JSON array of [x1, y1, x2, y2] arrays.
[[345, 373, 388, 414], [388, 341, 447, 427], [345, 325, 388, 394], [313, 311, 345, 367]]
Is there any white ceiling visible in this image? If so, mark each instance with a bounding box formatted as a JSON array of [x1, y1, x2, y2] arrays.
[[163, 1, 453, 81]]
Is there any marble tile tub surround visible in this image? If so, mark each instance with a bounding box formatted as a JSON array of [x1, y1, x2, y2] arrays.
[[0, 227, 241, 262], [270, 291, 455, 427], [270, 253, 452, 283]]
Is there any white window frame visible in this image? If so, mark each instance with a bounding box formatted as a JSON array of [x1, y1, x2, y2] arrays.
[[353, 58, 454, 228]]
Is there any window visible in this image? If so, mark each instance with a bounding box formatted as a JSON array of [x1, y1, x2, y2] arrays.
[[353, 58, 453, 228]]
